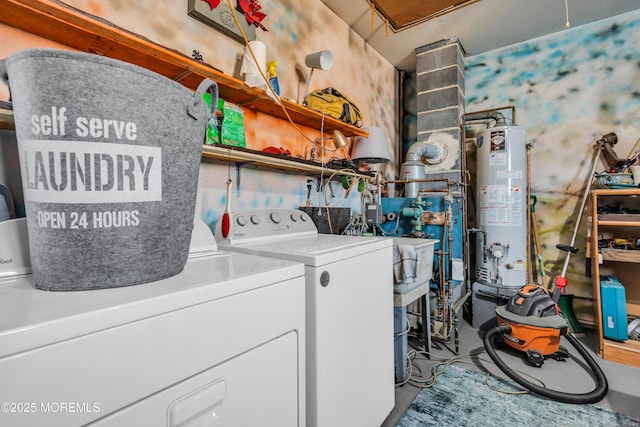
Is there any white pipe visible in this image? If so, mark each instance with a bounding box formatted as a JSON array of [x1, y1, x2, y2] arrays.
[[406, 140, 446, 162]]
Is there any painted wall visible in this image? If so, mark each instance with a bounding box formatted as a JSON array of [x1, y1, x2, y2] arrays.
[[0, 0, 398, 232], [464, 10, 640, 322]]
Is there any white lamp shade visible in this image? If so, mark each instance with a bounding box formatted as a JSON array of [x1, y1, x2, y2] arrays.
[[305, 50, 333, 71], [302, 50, 334, 106], [351, 127, 391, 164]]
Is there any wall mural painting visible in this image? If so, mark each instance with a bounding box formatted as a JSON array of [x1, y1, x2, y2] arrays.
[[464, 9, 640, 321]]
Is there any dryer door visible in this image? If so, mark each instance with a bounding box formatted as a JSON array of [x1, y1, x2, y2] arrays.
[[91, 331, 300, 426]]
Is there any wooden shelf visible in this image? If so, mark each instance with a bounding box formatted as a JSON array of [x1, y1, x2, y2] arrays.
[[593, 188, 640, 197], [598, 220, 640, 227], [590, 188, 640, 368], [202, 144, 373, 179], [0, 0, 368, 138], [628, 302, 640, 317], [597, 214, 640, 222], [0, 102, 371, 179], [600, 248, 640, 263], [601, 338, 640, 369]]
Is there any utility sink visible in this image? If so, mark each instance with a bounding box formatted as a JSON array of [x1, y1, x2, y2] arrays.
[[390, 236, 438, 384], [391, 237, 438, 288]]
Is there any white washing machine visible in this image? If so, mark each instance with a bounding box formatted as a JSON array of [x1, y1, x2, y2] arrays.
[[0, 219, 306, 427], [215, 208, 394, 427]]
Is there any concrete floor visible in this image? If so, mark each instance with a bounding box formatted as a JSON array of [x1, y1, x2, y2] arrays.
[[381, 319, 640, 426]]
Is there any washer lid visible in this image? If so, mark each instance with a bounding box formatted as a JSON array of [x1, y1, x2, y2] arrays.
[[0, 252, 303, 358], [221, 234, 392, 266]]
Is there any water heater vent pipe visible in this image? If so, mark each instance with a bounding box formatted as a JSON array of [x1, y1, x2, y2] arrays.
[[464, 111, 507, 127]]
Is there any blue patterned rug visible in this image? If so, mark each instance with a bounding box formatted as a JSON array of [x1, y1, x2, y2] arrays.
[[397, 364, 640, 427]]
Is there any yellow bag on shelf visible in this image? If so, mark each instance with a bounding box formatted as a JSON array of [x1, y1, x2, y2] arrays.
[[306, 87, 363, 127]]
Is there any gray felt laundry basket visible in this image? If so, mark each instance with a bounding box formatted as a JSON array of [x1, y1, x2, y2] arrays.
[[0, 48, 218, 291]]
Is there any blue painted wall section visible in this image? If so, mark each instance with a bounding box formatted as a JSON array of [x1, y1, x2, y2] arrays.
[[381, 196, 464, 301]]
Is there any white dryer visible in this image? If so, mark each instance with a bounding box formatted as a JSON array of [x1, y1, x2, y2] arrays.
[[215, 208, 394, 427], [0, 219, 305, 427]]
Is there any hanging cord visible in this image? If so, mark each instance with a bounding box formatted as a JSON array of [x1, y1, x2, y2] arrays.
[[370, 1, 375, 32], [370, 1, 389, 36], [224, 0, 339, 154], [320, 114, 326, 172], [565, 0, 571, 28]]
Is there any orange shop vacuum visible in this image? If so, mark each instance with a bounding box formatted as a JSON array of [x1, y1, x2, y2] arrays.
[[483, 285, 608, 404]]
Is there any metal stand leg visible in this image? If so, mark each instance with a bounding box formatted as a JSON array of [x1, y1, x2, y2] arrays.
[[421, 293, 431, 358], [452, 290, 471, 355], [454, 312, 460, 355], [394, 306, 408, 383]]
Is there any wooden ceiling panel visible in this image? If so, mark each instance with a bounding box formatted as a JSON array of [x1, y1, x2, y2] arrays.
[[370, 0, 479, 31]]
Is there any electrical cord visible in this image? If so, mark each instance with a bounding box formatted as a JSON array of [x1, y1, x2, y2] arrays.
[[394, 318, 412, 338], [397, 348, 546, 395], [342, 214, 366, 236]]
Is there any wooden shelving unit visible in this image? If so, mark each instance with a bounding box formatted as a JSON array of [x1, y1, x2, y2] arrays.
[[590, 188, 640, 368], [0, 0, 370, 179]]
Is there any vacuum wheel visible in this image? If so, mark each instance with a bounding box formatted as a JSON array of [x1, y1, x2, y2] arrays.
[[525, 346, 569, 367], [526, 350, 544, 367], [550, 345, 569, 362]]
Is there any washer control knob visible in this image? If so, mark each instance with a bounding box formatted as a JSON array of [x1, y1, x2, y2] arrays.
[[270, 212, 282, 224], [250, 214, 260, 225], [236, 216, 247, 226], [300, 213, 308, 222], [290, 213, 299, 222]]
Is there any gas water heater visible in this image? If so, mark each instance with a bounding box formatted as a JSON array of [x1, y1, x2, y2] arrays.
[[475, 125, 528, 289]]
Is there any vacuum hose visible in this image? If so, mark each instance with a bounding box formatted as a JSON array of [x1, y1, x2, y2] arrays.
[[483, 324, 608, 404]]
